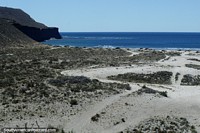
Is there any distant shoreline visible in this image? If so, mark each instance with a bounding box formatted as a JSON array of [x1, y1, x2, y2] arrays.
[[43, 32, 200, 50], [59, 31, 200, 33], [43, 44, 200, 51]]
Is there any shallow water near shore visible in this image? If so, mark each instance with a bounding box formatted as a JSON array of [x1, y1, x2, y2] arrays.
[[44, 32, 200, 50]]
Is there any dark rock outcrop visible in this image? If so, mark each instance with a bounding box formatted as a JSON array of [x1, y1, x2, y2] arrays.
[[0, 6, 61, 44], [14, 24, 61, 42]]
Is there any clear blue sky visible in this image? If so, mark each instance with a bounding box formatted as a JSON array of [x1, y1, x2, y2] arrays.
[[1, 0, 200, 32]]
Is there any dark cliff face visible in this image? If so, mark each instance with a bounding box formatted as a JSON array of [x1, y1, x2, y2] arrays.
[[14, 24, 62, 42], [0, 6, 62, 43]]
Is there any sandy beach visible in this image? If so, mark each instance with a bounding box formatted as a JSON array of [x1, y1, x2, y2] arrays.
[[1, 47, 200, 133]]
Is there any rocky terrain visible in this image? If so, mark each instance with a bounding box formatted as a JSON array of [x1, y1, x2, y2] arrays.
[[1, 47, 200, 133]]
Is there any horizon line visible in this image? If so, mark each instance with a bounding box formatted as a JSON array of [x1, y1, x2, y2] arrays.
[[59, 31, 200, 33]]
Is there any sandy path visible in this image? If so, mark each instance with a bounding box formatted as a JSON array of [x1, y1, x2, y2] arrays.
[[61, 51, 200, 132], [63, 84, 139, 132], [102, 86, 200, 133]]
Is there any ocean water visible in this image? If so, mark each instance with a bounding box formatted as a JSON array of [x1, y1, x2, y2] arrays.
[[43, 32, 200, 50]]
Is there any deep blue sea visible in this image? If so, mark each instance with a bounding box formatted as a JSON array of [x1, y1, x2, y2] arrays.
[[44, 32, 200, 50]]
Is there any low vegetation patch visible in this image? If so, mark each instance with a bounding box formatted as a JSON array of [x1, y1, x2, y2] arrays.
[[108, 71, 173, 84], [185, 64, 200, 70], [165, 51, 181, 56], [132, 85, 168, 97], [188, 58, 200, 62], [181, 74, 200, 85], [175, 72, 180, 81], [129, 50, 166, 62], [91, 113, 101, 122], [48, 76, 131, 92], [122, 116, 197, 133]]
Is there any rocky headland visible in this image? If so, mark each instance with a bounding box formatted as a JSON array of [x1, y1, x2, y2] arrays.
[[0, 6, 61, 47]]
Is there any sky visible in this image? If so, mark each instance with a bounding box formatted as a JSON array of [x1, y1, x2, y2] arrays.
[[1, 0, 200, 32]]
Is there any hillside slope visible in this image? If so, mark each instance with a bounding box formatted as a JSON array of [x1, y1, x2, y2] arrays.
[[0, 19, 36, 47], [0, 6, 61, 43], [0, 7, 46, 28]]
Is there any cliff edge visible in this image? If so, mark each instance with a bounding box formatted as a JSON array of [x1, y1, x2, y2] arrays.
[[0, 6, 62, 43]]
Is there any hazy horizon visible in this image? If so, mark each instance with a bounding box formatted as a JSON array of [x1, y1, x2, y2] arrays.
[[1, 0, 200, 32]]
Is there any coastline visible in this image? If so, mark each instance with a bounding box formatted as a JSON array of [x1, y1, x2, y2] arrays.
[[43, 32, 200, 51], [43, 43, 200, 51], [1, 46, 200, 132]]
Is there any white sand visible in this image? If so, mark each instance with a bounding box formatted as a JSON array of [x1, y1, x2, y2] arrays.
[[61, 50, 200, 132]]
